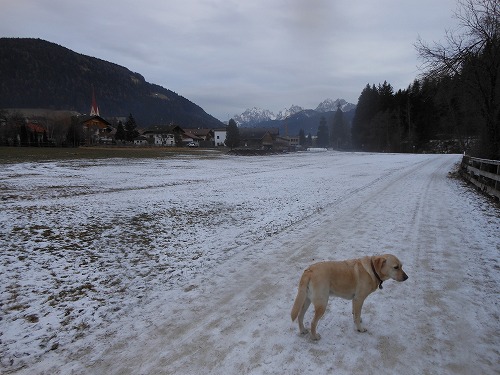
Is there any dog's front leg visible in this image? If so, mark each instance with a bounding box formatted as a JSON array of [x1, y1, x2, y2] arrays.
[[352, 297, 367, 332]]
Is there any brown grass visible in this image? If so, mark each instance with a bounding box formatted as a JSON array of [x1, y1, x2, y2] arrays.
[[0, 146, 225, 163]]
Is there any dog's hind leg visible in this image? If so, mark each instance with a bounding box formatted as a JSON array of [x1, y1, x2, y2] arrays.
[[297, 298, 311, 335], [310, 304, 326, 340]]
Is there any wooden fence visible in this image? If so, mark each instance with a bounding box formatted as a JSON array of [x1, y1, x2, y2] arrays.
[[461, 155, 500, 200]]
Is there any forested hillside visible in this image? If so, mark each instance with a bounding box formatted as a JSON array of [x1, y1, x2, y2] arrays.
[[0, 38, 223, 128]]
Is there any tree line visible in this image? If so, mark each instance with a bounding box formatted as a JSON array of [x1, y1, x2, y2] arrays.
[[350, 79, 453, 153], [351, 0, 499, 158], [310, 0, 499, 159], [0, 110, 140, 147]]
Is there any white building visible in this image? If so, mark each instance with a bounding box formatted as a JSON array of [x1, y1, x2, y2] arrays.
[[214, 128, 227, 147], [152, 133, 175, 146], [142, 129, 176, 146]]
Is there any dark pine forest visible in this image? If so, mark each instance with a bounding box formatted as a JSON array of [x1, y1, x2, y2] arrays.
[[351, 0, 499, 159]]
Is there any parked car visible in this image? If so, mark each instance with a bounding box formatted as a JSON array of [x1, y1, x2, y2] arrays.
[[187, 142, 199, 147]]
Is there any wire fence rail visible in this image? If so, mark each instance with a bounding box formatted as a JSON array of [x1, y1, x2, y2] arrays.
[[461, 155, 500, 200]]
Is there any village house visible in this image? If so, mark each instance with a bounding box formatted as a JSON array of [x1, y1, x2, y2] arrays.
[[142, 125, 184, 146], [214, 128, 227, 147], [133, 135, 148, 146], [276, 135, 300, 150], [80, 115, 113, 145], [26, 121, 47, 144], [286, 135, 300, 148], [79, 88, 115, 145], [181, 130, 204, 146], [183, 128, 214, 147], [274, 135, 294, 151], [239, 128, 279, 150]]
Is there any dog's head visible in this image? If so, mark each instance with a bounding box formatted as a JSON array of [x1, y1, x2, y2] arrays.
[[373, 254, 408, 282]]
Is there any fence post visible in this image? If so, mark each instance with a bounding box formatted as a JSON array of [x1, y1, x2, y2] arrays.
[[497, 164, 500, 191]]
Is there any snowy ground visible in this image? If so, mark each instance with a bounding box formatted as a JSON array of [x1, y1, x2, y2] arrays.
[[1, 151, 499, 375]]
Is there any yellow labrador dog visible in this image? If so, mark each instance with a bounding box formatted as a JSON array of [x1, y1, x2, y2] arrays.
[[291, 254, 408, 340]]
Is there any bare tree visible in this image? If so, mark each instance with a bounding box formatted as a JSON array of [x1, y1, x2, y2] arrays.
[[415, 0, 500, 158], [416, 0, 499, 77]]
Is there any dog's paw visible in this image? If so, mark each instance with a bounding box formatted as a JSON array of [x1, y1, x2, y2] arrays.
[[310, 333, 321, 341], [300, 328, 309, 335], [356, 326, 367, 333]]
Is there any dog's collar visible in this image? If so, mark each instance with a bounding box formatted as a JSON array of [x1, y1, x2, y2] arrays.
[[370, 258, 383, 290]]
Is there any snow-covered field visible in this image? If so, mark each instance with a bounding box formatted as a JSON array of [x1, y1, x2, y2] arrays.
[[1, 151, 498, 375]]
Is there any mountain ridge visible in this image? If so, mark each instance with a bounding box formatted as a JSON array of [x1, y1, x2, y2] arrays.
[[232, 99, 356, 136], [0, 38, 223, 128], [233, 98, 356, 127]]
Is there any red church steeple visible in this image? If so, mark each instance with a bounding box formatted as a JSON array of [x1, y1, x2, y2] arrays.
[[90, 86, 100, 116]]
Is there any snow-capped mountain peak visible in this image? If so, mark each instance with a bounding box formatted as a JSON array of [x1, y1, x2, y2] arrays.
[[233, 107, 275, 126], [315, 98, 355, 113], [233, 99, 356, 127], [276, 105, 304, 120]]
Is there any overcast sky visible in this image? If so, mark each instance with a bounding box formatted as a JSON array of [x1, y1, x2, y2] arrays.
[[1, 0, 459, 121]]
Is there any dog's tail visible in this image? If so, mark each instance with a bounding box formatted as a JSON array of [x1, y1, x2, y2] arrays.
[[291, 269, 311, 321]]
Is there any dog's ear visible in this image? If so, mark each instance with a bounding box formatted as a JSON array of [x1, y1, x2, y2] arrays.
[[373, 256, 387, 273]]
